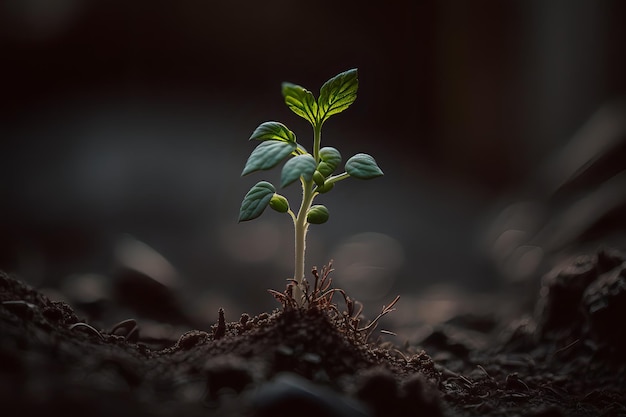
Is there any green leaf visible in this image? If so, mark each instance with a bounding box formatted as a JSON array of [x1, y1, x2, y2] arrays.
[[345, 153, 384, 179], [249, 121, 296, 143], [282, 82, 318, 126], [318, 68, 358, 124], [242, 140, 297, 176], [281, 154, 317, 188], [238, 181, 276, 222], [317, 147, 342, 176]]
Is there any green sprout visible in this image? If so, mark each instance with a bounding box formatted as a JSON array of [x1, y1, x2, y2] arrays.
[[238, 68, 383, 306]]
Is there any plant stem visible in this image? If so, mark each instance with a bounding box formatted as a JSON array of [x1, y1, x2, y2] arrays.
[[313, 123, 322, 162], [293, 178, 315, 305], [292, 123, 322, 306], [325, 172, 350, 185]]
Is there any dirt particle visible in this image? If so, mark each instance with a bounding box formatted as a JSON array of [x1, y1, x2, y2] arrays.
[[175, 330, 210, 350]]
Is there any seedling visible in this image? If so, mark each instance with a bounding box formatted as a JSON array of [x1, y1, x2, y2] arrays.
[[238, 68, 383, 306]]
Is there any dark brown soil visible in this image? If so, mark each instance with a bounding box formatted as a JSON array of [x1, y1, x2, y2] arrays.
[[1, 248, 625, 417]]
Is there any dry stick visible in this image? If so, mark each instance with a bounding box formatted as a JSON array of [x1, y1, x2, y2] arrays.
[[360, 295, 401, 340], [69, 322, 105, 341]]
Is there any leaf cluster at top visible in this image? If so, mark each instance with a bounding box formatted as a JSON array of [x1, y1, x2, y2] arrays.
[[282, 68, 358, 128], [238, 68, 383, 223]]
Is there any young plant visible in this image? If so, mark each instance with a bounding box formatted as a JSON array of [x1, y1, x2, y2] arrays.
[[238, 68, 383, 306]]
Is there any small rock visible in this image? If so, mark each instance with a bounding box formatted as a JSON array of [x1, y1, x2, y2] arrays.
[[252, 372, 370, 417], [204, 355, 253, 403], [174, 330, 210, 350], [582, 263, 626, 349], [535, 253, 599, 336], [355, 367, 443, 417]]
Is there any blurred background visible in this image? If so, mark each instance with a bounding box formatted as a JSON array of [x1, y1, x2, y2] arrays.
[[1, 0, 625, 340]]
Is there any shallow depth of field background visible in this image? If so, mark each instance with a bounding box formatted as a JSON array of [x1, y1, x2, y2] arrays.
[[1, 0, 625, 335]]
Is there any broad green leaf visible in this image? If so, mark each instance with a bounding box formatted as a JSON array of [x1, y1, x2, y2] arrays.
[[238, 181, 275, 222], [281, 154, 317, 188], [282, 82, 318, 126], [318, 68, 358, 124], [345, 153, 384, 179], [249, 121, 296, 143], [242, 140, 297, 176], [317, 147, 342, 176]]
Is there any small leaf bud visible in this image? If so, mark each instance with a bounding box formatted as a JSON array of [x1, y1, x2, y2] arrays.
[[269, 194, 289, 213], [313, 170, 325, 187], [306, 205, 329, 224], [316, 181, 334, 193]]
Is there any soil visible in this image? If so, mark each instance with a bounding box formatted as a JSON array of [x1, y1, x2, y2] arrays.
[[1, 248, 625, 417]]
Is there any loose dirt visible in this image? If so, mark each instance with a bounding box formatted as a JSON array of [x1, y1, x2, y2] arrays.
[[1, 248, 625, 416]]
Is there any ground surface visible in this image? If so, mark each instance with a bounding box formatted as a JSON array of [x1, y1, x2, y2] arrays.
[[1, 248, 625, 417]]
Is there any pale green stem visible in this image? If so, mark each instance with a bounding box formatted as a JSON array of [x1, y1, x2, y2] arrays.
[[313, 123, 322, 162], [287, 209, 297, 223], [292, 177, 315, 305], [292, 122, 323, 306], [325, 172, 350, 185]]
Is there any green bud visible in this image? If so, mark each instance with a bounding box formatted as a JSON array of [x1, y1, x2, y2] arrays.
[[306, 205, 329, 224], [313, 170, 325, 187], [317, 162, 333, 177], [316, 181, 334, 193], [318, 147, 341, 176], [269, 194, 289, 213]]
